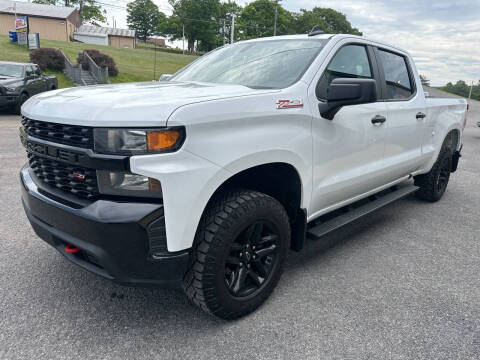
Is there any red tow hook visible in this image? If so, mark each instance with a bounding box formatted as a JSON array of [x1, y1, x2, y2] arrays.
[[65, 244, 81, 254]]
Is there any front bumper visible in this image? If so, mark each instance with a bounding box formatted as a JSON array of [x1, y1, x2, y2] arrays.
[[20, 166, 190, 287], [0, 94, 18, 107]]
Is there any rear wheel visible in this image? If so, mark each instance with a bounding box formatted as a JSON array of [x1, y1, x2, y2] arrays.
[[415, 146, 452, 202], [182, 190, 290, 319], [13, 93, 28, 115]]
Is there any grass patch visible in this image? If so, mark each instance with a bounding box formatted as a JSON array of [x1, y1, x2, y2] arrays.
[[0, 34, 198, 86], [44, 70, 74, 88]]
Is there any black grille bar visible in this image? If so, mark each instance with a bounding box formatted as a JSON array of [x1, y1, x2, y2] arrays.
[[28, 153, 100, 200], [22, 117, 94, 149]]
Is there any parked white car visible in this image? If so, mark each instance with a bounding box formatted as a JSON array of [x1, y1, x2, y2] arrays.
[[20, 32, 467, 319]]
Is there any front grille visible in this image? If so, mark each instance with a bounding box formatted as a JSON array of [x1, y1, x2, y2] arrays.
[[22, 117, 94, 149], [28, 153, 99, 200]]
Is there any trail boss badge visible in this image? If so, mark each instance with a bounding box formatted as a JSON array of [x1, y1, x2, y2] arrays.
[[276, 99, 304, 109]]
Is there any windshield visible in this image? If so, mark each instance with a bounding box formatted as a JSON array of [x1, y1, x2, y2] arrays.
[[171, 39, 327, 89], [0, 64, 23, 77]]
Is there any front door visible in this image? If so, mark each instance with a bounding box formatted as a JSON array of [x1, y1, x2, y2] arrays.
[[25, 65, 43, 95], [308, 42, 388, 217]]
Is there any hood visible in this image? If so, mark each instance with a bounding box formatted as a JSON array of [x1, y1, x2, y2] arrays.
[[22, 81, 278, 127], [0, 77, 21, 87]]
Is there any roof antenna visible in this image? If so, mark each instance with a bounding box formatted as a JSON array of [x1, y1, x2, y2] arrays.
[[308, 26, 324, 37]]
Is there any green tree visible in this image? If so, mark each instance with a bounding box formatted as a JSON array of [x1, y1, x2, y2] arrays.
[[217, 0, 243, 45], [441, 80, 479, 100], [237, 0, 294, 40], [164, 0, 221, 52], [293, 7, 362, 35], [127, 0, 166, 42], [33, 0, 106, 25]]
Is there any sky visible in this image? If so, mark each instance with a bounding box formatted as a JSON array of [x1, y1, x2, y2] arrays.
[[24, 0, 480, 86]]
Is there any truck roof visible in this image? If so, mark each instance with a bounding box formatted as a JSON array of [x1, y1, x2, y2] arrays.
[[0, 61, 34, 66], [240, 33, 409, 55]]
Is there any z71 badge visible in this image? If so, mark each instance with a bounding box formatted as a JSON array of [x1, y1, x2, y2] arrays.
[[276, 99, 304, 109]]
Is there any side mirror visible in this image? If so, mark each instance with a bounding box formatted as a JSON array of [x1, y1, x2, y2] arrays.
[[159, 74, 173, 82], [318, 78, 377, 120]]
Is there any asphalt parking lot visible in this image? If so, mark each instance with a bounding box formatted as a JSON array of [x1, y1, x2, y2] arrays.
[[1, 89, 479, 360]]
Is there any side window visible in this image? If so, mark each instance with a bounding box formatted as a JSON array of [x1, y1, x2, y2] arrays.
[[25, 66, 34, 77], [317, 44, 372, 100], [33, 65, 41, 76], [377, 50, 413, 100]]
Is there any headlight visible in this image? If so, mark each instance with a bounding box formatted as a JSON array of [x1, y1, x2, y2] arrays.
[[94, 127, 185, 155], [97, 171, 162, 198], [1, 85, 16, 94]]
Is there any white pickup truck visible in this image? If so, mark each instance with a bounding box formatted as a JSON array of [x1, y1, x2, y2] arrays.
[[20, 32, 467, 319]]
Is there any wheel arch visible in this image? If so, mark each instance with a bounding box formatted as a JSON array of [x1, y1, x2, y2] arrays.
[[204, 162, 307, 251]]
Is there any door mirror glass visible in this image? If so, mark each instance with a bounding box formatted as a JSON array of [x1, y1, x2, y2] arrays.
[[318, 78, 377, 120]]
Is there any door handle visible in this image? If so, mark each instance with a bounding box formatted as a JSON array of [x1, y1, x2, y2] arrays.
[[416, 112, 426, 119], [371, 115, 386, 125]]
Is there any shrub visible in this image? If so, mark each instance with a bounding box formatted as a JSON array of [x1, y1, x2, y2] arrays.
[[77, 49, 119, 77], [29, 48, 65, 71]]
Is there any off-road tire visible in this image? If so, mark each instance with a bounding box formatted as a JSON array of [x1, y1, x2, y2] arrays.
[[14, 93, 29, 115], [182, 189, 290, 319], [415, 146, 452, 202]]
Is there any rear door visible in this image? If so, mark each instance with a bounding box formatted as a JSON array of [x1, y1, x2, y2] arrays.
[[308, 41, 389, 215], [374, 48, 427, 180]]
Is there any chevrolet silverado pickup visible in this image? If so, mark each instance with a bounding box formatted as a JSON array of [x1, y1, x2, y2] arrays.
[[19, 32, 467, 319], [0, 61, 57, 114]]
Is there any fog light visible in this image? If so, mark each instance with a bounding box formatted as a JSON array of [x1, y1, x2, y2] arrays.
[[97, 171, 162, 198]]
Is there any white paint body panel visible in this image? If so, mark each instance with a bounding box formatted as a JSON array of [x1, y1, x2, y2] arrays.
[[22, 34, 467, 252]]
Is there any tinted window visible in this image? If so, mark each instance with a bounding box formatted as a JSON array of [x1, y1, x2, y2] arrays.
[[25, 66, 34, 76], [33, 65, 41, 76], [377, 50, 413, 100], [317, 45, 372, 99], [171, 40, 327, 89]]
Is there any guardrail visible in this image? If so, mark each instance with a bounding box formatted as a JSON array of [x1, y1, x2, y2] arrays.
[[59, 49, 83, 84], [82, 51, 109, 84]]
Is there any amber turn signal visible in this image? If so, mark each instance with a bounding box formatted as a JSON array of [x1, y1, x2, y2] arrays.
[[147, 130, 181, 151]]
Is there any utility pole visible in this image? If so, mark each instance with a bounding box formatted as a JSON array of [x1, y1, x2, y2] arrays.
[[154, 42, 157, 80], [223, 19, 226, 46], [228, 13, 236, 44], [273, 0, 279, 36], [182, 25, 185, 54], [468, 80, 474, 99]]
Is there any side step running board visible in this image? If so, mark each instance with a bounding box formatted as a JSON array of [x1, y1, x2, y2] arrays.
[[307, 184, 419, 240]]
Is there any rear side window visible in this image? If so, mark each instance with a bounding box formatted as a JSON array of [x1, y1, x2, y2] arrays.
[[377, 50, 413, 100], [317, 44, 372, 99]]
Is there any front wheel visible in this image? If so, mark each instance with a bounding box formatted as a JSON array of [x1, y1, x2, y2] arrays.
[[182, 190, 290, 319], [13, 93, 29, 115], [415, 147, 452, 202]]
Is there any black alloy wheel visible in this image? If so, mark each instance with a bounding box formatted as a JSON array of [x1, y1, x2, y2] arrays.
[[225, 220, 280, 298]]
